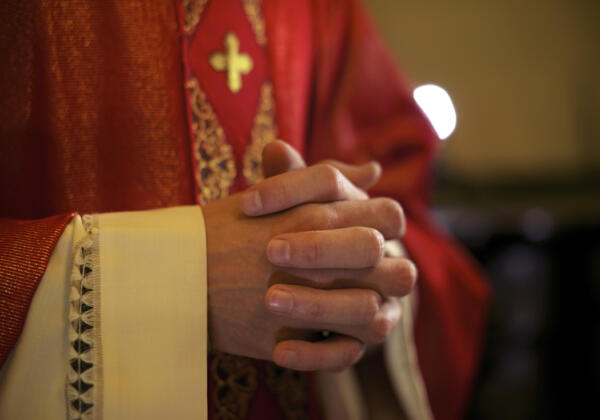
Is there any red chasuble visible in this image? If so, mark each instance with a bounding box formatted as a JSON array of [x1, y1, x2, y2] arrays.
[[0, 1, 489, 420]]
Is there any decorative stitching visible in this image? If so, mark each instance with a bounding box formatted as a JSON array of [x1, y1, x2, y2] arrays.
[[182, 4, 300, 420], [187, 77, 237, 205], [182, 0, 267, 44], [265, 363, 310, 420], [211, 351, 258, 419], [182, 0, 209, 35], [241, 0, 267, 47], [243, 82, 278, 186], [67, 215, 102, 420]]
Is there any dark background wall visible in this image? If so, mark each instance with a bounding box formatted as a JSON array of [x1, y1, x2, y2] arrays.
[[364, 1, 600, 418]]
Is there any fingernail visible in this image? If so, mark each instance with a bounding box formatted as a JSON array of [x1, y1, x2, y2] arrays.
[[278, 350, 297, 367], [240, 190, 262, 215], [268, 239, 290, 264], [267, 289, 294, 313]]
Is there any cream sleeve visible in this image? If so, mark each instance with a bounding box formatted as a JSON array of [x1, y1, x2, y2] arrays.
[[0, 206, 208, 420]]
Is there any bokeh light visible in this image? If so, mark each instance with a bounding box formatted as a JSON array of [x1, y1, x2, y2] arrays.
[[413, 84, 457, 140]]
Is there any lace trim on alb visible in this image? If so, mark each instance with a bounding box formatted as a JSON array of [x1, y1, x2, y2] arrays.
[[67, 215, 103, 420]]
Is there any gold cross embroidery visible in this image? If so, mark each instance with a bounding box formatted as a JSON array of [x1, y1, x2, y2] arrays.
[[209, 32, 253, 93]]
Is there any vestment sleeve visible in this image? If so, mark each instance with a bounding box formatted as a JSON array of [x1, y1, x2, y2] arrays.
[[0, 214, 74, 369], [0, 206, 208, 420], [308, 2, 490, 420]]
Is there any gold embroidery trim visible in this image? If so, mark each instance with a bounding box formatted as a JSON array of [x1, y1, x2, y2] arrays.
[[182, 0, 267, 44], [182, 0, 208, 34], [241, 0, 267, 47], [212, 352, 258, 420], [183, 4, 276, 417], [265, 362, 310, 420], [187, 77, 237, 205], [243, 82, 278, 186]]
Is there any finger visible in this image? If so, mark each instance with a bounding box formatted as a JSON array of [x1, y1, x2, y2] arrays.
[[267, 227, 385, 269], [240, 164, 368, 216], [265, 284, 381, 326], [260, 141, 381, 193], [320, 160, 382, 191], [300, 197, 406, 240], [272, 336, 365, 372], [262, 140, 307, 177], [270, 257, 418, 298], [266, 285, 402, 346], [334, 297, 401, 345], [261, 141, 381, 191]]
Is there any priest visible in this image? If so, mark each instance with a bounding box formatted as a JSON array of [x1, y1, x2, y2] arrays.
[[0, 0, 489, 419]]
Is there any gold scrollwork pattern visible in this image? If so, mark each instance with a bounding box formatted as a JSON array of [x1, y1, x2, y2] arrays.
[[243, 82, 278, 186], [183, 0, 266, 42], [265, 363, 310, 420], [184, 3, 278, 418], [241, 0, 267, 47], [182, 0, 208, 34], [187, 77, 236, 205], [211, 352, 258, 420]]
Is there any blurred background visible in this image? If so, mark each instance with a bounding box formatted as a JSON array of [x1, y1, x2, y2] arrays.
[[364, 0, 600, 418]]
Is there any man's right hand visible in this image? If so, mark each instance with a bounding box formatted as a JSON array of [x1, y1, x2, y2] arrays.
[[203, 162, 415, 372]]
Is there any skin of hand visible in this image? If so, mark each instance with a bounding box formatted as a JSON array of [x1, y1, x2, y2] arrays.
[[252, 141, 416, 370], [203, 142, 416, 372]]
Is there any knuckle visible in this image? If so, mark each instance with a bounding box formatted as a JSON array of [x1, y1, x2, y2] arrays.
[[350, 342, 365, 364], [339, 343, 363, 371], [315, 206, 339, 230], [392, 259, 418, 295], [403, 260, 418, 289], [378, 198, 405, 238], [328, 342, 364, 373], [362, 227, 385, 263], [369, 317, 395, 344], [320, 159, 335, 167], [319, 164, 345, 198], [360, 292, 380, 324]]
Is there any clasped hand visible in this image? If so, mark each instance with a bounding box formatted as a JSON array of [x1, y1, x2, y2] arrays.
[[203, 142, 416, 372]]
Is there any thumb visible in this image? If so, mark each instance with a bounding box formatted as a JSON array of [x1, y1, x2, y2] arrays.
[[262, 140, 307, 178], [320, 160, 382, 191], [261, 140, 382, 191]]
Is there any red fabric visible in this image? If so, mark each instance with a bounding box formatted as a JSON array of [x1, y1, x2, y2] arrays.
[[183, 1, 321, 418], [264, 0, 314, 157], [188, 0, 268, 164], [405, 222, 489, 420], [0, 1, 489, 419], [297, 2, 491, 419], [0, 0, 196, 220], [0, 214, 74, 368]]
